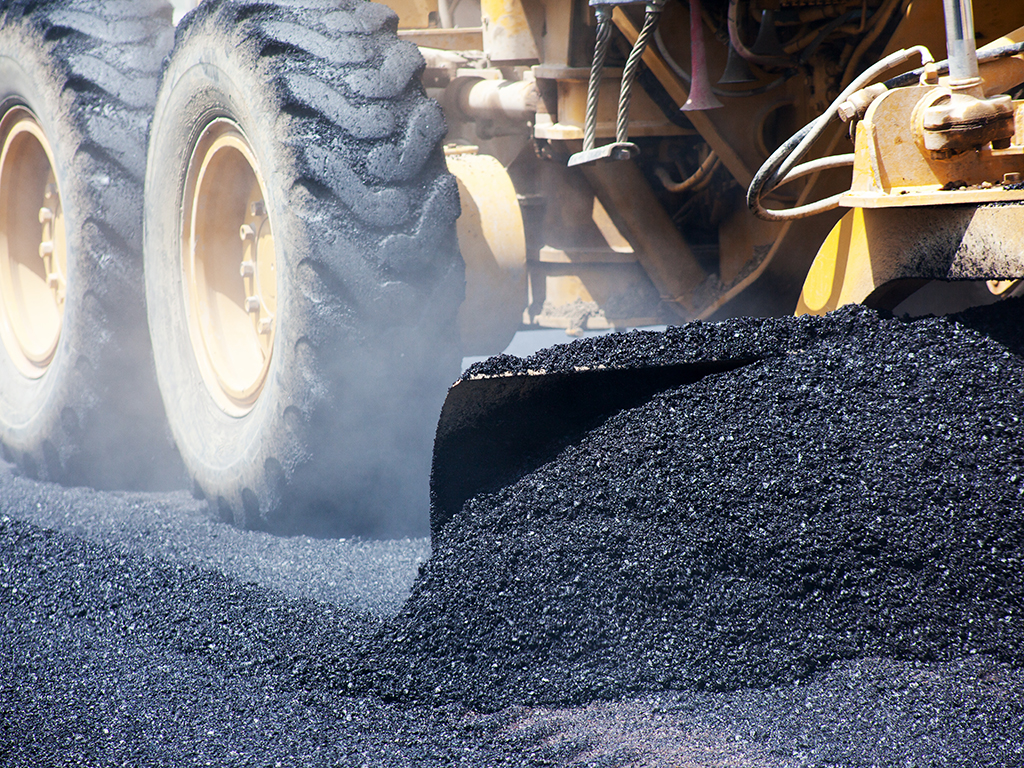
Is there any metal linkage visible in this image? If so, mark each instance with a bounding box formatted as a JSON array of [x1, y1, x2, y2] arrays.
[[568, 0, 666, 167]]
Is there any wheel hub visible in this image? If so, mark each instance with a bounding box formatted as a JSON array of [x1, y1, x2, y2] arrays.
[[182, 119, 277, 416], [0, 107, 67, 378]]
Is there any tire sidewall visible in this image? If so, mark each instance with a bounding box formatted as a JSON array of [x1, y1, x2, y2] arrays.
[[145, 40, 307, 499], [0, 47, 89, 453]]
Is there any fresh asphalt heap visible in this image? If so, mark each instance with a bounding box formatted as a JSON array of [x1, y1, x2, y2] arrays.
[[3, 299, 1024, 765], [358, 300, 1024, 710]]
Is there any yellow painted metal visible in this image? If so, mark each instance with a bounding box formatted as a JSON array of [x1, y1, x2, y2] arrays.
[[398, 28, 483, 50], [182, 119, 277, 417], [0, 107, 66, 379], [481, 0, 541, 62], [797, 208, 877, 315], [842, 87, 1024, 208], [582, 159, 708, 316], [446, 149, 527, 355], [389, 0, 437, 29], [796, 204, 1024, 315], [796, 10, 1024, 316]]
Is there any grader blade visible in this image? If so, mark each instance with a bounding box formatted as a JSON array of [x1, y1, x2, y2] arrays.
[[430, 357, 755, 538]]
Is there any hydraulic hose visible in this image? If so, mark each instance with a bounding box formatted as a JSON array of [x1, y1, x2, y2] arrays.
[[883, 40, 1024, 89], [747, 45, 933, 221]]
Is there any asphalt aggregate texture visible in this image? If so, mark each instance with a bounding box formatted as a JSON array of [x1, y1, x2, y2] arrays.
[[4, 299, 1024, 766]]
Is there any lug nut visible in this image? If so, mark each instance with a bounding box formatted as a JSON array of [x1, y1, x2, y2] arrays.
[[39, 241, 54, 257], [249, 200, 266, 217], [258, 318, 273, 335], [38, 207, 53, 223], [44, 183, 57, 200], [245, 296, 261, 313], [240, 260, 255, 277], [46, 272, 61, 288], [239, 224, 255, 241]]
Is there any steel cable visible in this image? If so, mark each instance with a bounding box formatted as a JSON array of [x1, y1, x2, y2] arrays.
[[583, 8, 613, 152], [616, 7, 661, 144]]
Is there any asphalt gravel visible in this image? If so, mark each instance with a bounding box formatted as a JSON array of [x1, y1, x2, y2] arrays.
[[3, 299, 1024, 766]]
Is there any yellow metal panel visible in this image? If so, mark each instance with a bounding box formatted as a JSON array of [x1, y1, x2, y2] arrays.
[[797, 208, 875, 315], [386, 0, 437, 29], [481, 0, 540, 61], [446, 151, 527, 355], [797, 204, 1024, 315], [398, 28, 483, 50]]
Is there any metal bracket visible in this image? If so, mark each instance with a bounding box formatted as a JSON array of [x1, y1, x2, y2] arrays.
[[567, 141, 639, 167]]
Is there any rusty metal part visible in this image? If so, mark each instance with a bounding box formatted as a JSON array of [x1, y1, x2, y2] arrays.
[[796, 203, 1024, 315], [679, 0, 722, 111], [0, 107, 66, 379], [446, 149, 528, 355], [182, 119, 277, 417], [430, 356, 755, 536]]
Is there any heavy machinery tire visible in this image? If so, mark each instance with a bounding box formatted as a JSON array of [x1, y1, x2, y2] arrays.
[[145, 0, 463, 537], [0, 1, 180, 489]]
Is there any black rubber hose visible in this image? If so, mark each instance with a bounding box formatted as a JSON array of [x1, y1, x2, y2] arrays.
[[884, 41, 1024, 89]]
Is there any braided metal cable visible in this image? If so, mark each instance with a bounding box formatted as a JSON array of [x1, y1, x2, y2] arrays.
[[616, 7, 661, 144], [583, 7, 613, 152]]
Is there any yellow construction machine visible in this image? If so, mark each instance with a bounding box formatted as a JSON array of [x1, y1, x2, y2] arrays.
[[0, 0, 1023, 535]]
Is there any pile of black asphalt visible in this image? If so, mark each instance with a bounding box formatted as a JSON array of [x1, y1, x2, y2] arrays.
[[356, 300, 1024, 751], [4, 299, 1024, 766]]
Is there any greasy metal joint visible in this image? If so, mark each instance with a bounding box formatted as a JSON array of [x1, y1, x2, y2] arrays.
[[916, 81, 1015, 157], [448, 76, 539, 124]]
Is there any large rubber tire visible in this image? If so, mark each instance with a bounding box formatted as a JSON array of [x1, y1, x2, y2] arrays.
[[0, 1, 181, 489], [145, 0, 464, 538]]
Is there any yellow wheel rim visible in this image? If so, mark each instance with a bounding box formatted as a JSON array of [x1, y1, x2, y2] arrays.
[[0, 107, 67, 378], [182, 119, 277, 417]]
